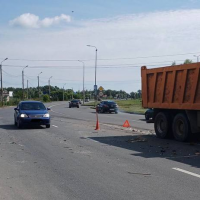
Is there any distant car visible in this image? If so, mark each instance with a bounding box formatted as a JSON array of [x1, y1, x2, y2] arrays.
[[69, 100, 80, 108], [145, 108, 154, 120], [97, 100, 118, 114], [85, 98, 90, 102], [14, 101, 51, 129]]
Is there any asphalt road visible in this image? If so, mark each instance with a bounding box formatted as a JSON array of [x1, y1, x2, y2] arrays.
[[52, 102, 154, 131], [0, 102, 199, 200]]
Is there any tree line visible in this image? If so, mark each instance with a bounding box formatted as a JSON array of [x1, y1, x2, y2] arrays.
[[4, 85, 142, 102]]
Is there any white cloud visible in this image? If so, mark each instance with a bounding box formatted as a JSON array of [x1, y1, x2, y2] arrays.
[[2, 9, 200, 92], [9, 13, 71, 28]]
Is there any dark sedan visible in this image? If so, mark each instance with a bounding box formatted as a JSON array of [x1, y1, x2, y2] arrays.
[[69, 99, 80, 108], [14, 101, 51, 128], [145, 108, 154, 121], [97, 100, 118, 114]]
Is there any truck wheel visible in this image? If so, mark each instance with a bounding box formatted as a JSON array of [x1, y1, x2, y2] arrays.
[[154, 112, 171, 139], [172, 113, 190, 142]]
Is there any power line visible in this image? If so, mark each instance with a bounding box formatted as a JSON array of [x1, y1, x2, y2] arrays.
[[3, 58, 189, 69], [1, 51, 199, 62], [2, 70, 21, 77]]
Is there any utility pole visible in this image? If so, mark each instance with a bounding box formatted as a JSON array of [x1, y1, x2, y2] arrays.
[[27, 80, 28, 99], [63, 83, 66, 101], [38, 72, 42, 99], [194, 55, 200, 63], [87, 45, 98, 101], [78, 60, 85, 104], [48, 76, 52, 97], [22, 65, 28, 100], [0, 58, 8, 106]]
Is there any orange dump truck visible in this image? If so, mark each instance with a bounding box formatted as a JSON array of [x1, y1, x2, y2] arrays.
[[141, 63, 200, 141]]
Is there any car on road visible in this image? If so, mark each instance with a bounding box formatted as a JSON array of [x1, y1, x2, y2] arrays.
[[78, 99, 82, 104], [69, 99, 80, 108], [145, 108, 154, 121], [14, 101, 51, 129], [97, 100, 118, 114], [85, 98, 90, 102]]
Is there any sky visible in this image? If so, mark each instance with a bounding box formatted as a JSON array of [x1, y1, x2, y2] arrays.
[[1, 0, 200, 93]]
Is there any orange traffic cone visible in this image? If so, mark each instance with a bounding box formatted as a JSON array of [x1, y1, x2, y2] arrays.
[[123, 120, 130, 128], [95, 120, 100, 130]]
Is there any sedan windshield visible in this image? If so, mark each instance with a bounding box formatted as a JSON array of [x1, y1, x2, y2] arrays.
[[21, 102, 46, 110], [71, 100, 79, 103]]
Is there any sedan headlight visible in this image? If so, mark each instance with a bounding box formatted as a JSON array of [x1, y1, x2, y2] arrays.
[[20, 114, 28, 118], [43, 113, 50, 118]]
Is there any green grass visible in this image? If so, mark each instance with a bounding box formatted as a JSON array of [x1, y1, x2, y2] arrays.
[[115, 99, 146, 114]]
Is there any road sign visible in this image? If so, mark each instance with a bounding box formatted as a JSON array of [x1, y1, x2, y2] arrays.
[[99, 92, 103, 97], [98, 86, 104, 91]]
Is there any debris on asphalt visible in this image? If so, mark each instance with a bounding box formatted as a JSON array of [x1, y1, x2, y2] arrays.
[[127, 171, 151, 176], [172, 150, 177, 155], [126, 137, 147, 143], [10, 142, 16, 144], [195, 150, 200, 155]]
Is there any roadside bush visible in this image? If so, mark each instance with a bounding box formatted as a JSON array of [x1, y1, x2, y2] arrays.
[[43, 94, 50, 102]]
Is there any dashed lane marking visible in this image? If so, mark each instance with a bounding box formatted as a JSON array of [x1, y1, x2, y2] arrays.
[[172, 168, 200, 179], [52, 125, 58, 128]]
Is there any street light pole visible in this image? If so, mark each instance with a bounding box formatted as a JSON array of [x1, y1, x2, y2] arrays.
[[194, 55, 200, 63], [27, 80, 29, 99], [63, 83, 66, 101], [22, 65, 28, 100], [38, 72, 42, 98], [0, 58, 8, 106], [78, 60, 85, 104], [48, 76, 52, 96], [87, 45, 98, 100]]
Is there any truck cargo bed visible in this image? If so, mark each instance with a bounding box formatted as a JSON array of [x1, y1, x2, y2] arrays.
[[141, 63, 200, 110]]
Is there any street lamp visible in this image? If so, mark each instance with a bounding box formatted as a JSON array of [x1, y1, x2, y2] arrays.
[[63, 83, 66, 101], [87, 45, 98, 100], [38, 72, 42, 98], [78, 60, 85, 104], [0, 58, 8, 106], [22, 65, 28, 100], [193, 55, 200, 63], [48, 76, 53, 96]]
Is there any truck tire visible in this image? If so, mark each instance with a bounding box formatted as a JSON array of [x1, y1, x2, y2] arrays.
[[172, 113, 190, 142], [154, 112, 171, 139]]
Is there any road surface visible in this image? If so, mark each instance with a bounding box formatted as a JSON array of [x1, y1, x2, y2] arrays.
[[0, 102, 199, 200]]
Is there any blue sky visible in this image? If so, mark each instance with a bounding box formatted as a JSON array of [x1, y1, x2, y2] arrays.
[[1, 0, 200, 23], [1, 0, 200, 92]]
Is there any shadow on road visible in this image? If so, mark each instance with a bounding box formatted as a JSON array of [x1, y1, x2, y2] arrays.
[[0, 124, 45, 130], [89, 134, 200, 169]]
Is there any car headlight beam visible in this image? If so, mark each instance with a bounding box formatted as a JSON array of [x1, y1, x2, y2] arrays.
[[20, 114, 28, 118], [43, 113, 50, 118]]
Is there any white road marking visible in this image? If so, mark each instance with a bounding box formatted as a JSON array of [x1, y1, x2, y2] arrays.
[[52, 125, 58, 128], [172, 168, 200, 178]]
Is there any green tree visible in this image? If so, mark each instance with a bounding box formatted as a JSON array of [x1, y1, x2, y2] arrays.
[[171, 61, 176, 66], [43, 94, 50, 102], [183, 59, 192, 64]]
